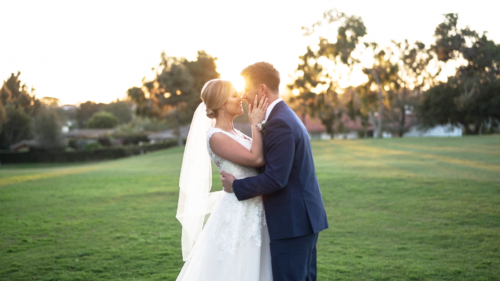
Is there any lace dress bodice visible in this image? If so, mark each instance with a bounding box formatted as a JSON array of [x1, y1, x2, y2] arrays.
[[206, 128, 259, 179], [204, 127, 266, 260]]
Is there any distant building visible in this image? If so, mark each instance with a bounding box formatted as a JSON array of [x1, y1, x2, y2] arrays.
[[60, 104, 78, 111], [404, 124, 462, 137], [148, 125, 191, 143], [300, 113, 365, 140], [10, 140, 39, 152], [299, 112, 462, 139], [64, 129, 112, 138]]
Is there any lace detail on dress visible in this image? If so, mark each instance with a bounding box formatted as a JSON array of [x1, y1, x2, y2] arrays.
[[206, 128, 267, 260]]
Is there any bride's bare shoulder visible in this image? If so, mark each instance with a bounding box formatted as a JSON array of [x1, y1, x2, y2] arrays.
[[208, 130, 236, 148]]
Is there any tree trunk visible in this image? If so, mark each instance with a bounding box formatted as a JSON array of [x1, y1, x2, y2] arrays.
[[398, 104, 405, 137], [475, 121, 483, 135], [398, 89, 407, 138], [368, 108, 376, 138], [464, 123, 473, 135], [371, 69, 383, 138]]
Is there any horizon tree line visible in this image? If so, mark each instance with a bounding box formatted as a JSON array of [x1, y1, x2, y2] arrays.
[[288, 11, 500, 138], [1, 11, 498, 151]]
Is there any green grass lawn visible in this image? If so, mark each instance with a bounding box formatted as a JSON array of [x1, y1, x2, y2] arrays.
[[1, 136, 499, 280]]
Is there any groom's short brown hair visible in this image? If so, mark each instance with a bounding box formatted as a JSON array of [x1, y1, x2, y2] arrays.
[[241, 62, 280, 92]]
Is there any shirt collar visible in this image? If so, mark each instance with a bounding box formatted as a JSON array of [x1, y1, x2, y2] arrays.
[[265, 97, 283, 121]]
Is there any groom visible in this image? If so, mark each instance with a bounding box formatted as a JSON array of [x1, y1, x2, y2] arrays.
[[221, 62, 329, 280]]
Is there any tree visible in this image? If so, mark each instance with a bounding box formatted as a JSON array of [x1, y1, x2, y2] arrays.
[[126, 87, 152, 118], [345, 86, 372, 137], [76, 101, 104, 128], [183, 51, 220, 95], [287, 48, 345, 139], [0, 105, 33, 148], [40, 97, 61, 108], [386, 40, 433, 137], [303, 9, 367, 68], [418, 14, 500, 134], [0, 72, 41, 148], [128, 51, 219, 146], [0, 101, 7, 134], [34, 108, 64, 150], [87, 111, 119, 129], [288, 46, 326, 124], [315, 88, 343, 139], [101, 100, 133, 124], [417, 78, 500, 134], [288, 10, 367, 139], [361, 45, 399, 138], [142, 54, 195, 146], [0, 72, 41, 117]]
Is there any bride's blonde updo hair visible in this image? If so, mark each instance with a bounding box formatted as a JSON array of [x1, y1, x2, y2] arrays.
[[201, 79, 234, 119]]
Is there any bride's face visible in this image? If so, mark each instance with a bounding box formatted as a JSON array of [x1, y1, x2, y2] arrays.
[[223, 88, 243, 117]]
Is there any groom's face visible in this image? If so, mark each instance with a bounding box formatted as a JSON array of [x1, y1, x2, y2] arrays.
[[242, 78, 265, 106]]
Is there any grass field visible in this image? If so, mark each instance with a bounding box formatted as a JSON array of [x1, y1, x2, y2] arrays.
[[1, 136, 499, 280]]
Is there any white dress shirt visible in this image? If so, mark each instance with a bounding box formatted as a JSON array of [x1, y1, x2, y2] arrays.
[[265, 97, 283, 121]]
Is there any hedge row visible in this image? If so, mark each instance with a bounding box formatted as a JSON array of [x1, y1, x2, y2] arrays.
[[0, 141, 178, 164]]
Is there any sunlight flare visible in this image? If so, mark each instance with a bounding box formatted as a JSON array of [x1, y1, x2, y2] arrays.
[[220, 72, 245, 93]]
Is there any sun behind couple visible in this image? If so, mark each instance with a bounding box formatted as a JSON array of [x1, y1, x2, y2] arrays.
[[176, 62, 328, 281]]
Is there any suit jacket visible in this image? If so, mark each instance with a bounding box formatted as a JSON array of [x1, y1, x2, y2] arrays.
[[233, 101, 329, 240]]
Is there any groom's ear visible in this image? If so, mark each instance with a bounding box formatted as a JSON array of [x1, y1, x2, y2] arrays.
[[259, 84, 268, 95]]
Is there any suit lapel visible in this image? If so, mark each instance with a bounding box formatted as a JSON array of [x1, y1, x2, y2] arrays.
[[261, 101, 286, 174]]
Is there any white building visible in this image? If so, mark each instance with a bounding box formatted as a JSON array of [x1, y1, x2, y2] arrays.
[[403, 124, 462, 137]]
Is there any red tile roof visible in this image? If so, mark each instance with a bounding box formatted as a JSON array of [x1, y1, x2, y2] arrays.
[[295, 112, 369, 132]]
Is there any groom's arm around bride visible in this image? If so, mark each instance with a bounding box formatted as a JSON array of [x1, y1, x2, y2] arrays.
[[225, 100, 329, 239]]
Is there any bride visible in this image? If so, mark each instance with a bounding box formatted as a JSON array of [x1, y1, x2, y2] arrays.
[[176, 79, 273, 280]]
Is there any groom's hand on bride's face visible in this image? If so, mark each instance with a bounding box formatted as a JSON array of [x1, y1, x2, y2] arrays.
[[220, 171, 235, 193]]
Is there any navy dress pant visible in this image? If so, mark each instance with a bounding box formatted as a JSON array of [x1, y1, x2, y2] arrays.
[[269, 233, 319, 281]]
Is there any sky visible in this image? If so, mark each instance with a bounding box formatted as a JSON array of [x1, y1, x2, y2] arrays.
[[1, 0, 499, 105]]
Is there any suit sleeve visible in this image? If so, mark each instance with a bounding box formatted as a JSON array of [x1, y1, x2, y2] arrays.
[[233, 118, 295, 201]]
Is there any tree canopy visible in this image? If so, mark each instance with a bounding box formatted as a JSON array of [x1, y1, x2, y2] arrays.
[[0, 72, 40, 148], [288, 11, 499, 137], [87, 111, 119, 129], [128, 50, 219, 145], [35, 108, 64, 150], [417, 14, 500, 134], [101, 100, 133, 124]]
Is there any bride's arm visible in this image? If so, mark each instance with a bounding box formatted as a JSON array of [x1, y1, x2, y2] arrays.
[[210, 95, 268, 168]]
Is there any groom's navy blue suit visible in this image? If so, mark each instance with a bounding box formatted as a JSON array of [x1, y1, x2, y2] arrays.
[[233, 100, 329, 281]]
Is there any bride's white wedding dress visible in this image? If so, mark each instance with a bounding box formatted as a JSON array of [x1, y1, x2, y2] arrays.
[[176, 128, 273, 281]]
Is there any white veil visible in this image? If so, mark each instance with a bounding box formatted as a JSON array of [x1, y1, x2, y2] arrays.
[[176, 102, 221, 261]]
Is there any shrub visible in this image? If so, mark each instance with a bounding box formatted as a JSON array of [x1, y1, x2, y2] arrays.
[[34, 108, 64, 150], [101, 101, 133, 124], [98, 137, 113, 146], [0, 140, 177, 163], [87, 112, 119, 129], [84, 142, 102, 151], [112, 134, 149, 145]]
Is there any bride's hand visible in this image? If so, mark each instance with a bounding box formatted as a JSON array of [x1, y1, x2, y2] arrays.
[[248, 94, 269, 126]]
